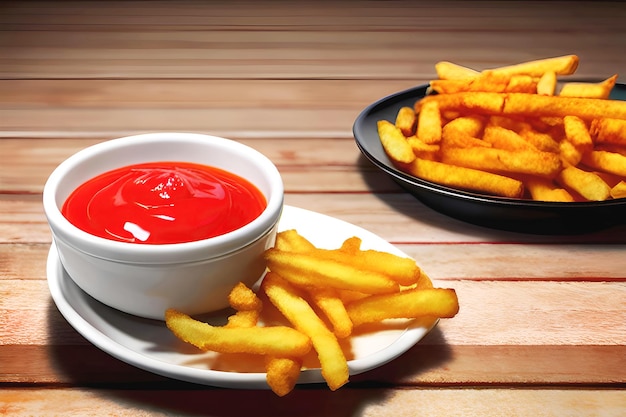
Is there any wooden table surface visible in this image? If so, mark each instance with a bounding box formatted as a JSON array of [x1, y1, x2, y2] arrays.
[[1, 1, 625, 416]]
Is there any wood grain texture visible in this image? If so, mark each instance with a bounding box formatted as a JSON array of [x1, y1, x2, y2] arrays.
[[1, 1, 624, 415], [0, 388, 624, 417]]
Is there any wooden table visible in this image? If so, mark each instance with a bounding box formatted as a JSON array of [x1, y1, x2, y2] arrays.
[[1, 1, 625, 415]]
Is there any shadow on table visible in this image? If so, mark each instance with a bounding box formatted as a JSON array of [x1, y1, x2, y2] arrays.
[[356, 153, 626, 242], [46, 297, 453, 416]]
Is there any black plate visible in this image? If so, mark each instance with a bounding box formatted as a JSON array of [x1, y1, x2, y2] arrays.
[[353, 84, 626, 234]]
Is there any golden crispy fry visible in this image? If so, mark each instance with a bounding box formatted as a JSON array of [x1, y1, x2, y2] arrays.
[[406, 136, 440, 160], [265, 356, 303, 397], [518, 126, 560, 153], [403, 157, 524, 198], [581, 150, 626, 177], [165, 309, 311, 356], [610, 181, 626, 199], [505, 74, 537, 93], [563, 115, 593, 153], [443, 115, 485, 138], [503, 93, 626, 120], [262, 272, 349, 391], [377, 120, 415, 164], [430, 72, 535, 94], [557, 165, 611, 201], [558, 139, 583, 166], [421, 92, 626, 121], [525, 176, 574, 202], [346, 288, 459, 327], [228, 282, 262, 312], [339, 236, 362, 254], [395, 106, 417, 137], [441, 147, 562, 178], [225, 310, 260, 328], [590, 117, 626, 146], [435, 61, 479, 80], [416, 100, 442, 144], [482, 125, 538, 151], [536, 71, 557, 96], [484, 54, 579, 77], [559, 74, 617, 99], [275, 231, 425, 288], [264, 248, 400, 294], [274, 229, 317, 252], [224, 282, 263, 328], [307, 287, 353, 339]]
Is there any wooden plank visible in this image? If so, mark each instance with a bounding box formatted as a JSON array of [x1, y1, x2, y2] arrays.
[[1, 31, 624, 80], [0, 79, 418, 109], [0, 387, 623, 417], [2, 0, 625, 32], [1, 343, 624, 387]]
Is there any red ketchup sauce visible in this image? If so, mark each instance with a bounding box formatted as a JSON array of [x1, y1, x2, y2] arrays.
[[62, 162, 267, 244]]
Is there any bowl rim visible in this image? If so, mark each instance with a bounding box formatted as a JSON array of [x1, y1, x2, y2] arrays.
[[42, 132, 284, 264]]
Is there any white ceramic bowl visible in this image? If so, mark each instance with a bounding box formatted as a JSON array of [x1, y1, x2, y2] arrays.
[[43, 132, 284, 320]]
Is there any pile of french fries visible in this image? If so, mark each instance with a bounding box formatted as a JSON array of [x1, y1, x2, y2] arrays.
[[378, 54, 626, 201], [166, 229, 459, 396]]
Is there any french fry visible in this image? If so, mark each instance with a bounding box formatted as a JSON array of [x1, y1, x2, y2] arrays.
[[581, 150, 626, 177], [377, 120, 415, 164], [518, 126, 560, 153], [406, 136, 440, 160], [435, 60, 479, 80], [559, 74, 618, 99], [558, 139, 583, 166], [536, 71, 557, 96], [274, 229, 317, 252], [483, 54, 579, 77], [590, 117, 626, 146], [503, 93, 626, 120], [525, 176, 574, 202], [228, 281, 263, 312], [563, 115, 593, 153], [224, 283, 301, 395], [610, 181, 626, 199], [505, 74, 537, 93], [307, 287, 353, 338], [346, 288, 459, 327], [482, 125, 538, 151], [416, 100, 442, 144], [264, 248, 400, 294], [265, 356, 303, 397], [443, 115, 485, 138], [164, 309, 312, 356], [415, 91, 497, 115], [420, 92, 626, 121], [224, 282, 263, 328], [430, 72, 536, 94], [262, 272, 349, 391], [395, 106, 417, 137], [557, 165, 611, 201], [402, 157, 524, 198], [441, 147, 562, 178]]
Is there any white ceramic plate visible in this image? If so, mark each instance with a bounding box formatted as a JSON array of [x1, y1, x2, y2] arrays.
[[47, 205, 437, 389]]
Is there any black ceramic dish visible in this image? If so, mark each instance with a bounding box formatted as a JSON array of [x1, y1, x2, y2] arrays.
[[353, 83, 626, 234]]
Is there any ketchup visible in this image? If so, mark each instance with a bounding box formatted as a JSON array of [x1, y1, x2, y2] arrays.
[[62, 162, 267, 244]]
